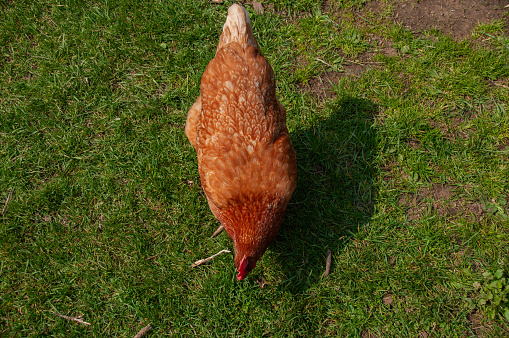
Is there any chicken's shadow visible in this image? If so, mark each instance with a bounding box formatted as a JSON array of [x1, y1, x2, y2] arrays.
[[268, 95, 379, 293]]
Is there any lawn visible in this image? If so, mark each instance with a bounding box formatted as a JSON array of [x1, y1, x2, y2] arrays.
[[1, 0, 509, 336]]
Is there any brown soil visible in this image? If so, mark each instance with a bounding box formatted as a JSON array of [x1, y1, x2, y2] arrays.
[[394, 0, 509, 39], [398, 183, 485, 221], [307, 0, 509, 97], [429, 116, 474, 140], [306, 44, 390, 98], [307, 71, 342, 99], [468, 311, 494, 337], [361, 330, 380, 338]]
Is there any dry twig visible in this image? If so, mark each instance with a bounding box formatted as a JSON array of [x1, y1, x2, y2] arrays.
[[346, 59, 384, 65], [50, 311, 91, 326], [429, 322, 437, 337], [316, 58, 344, 72], [323, 250, 332, 277], [211, 225, 224, 238], [190, 249, 231, 268], [2, 189, 13, 215], [493, 81, 509, 89], [315, 58, 334, 68], [134, 324, 152, 338]]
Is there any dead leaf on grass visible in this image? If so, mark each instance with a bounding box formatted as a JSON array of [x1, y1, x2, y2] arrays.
[[382, 294, 394, 305], [253, 1, 263, 14]]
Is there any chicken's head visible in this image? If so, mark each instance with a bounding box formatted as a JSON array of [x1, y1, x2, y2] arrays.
[[218, 197, 289, 281], [236, 255, 257, 281], [231, 233, 270, 281]]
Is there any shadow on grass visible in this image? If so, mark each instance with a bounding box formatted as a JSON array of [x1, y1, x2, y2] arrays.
[[273, 95, 379, 294]]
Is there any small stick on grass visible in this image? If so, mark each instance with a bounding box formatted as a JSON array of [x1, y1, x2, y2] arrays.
[[316, 58, 347, 72], [190, 249, 231, 268], [346, 59, 384, 66], [211, 225, 224, 238], [50, 311, 91, 326], [493, 81, 509, 89], [323, 250, 332, 277], [134, 324, 152, 338], [429, 322, 437, 337], [315, 58, 335, 69], [2, 189, 13, 215]]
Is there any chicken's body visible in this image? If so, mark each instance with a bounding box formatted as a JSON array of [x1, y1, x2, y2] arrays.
[[185, 4, 297, 280]]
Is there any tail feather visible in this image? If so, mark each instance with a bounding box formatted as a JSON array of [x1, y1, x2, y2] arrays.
[[217, 4, 258, 52]]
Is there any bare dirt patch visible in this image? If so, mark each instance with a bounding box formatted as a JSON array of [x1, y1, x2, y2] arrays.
[[407, 138, 421, 149], [468, 311, 495, 337], [307, 71, 342, 99], [393, 0, 509, 39], [309, 0, 509, 98], [427, 102, 480, 140], [361, 329, 380, 338], [306, 42, 390, 98], [429, 116, 473, 140], [398, 183, 485, 221], [307, 64, 368, 99]]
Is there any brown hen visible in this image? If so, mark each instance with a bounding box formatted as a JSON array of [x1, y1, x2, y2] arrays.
[[185, 4, 297, 280]]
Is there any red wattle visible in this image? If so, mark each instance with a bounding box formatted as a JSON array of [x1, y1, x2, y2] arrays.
[[237, 257, 248, 280]]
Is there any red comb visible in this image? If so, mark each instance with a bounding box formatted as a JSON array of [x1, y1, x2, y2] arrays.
[[236, 257, 248, 280]]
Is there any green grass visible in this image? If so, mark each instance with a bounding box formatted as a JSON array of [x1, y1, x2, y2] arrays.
[[1, 0, 509, 336]]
